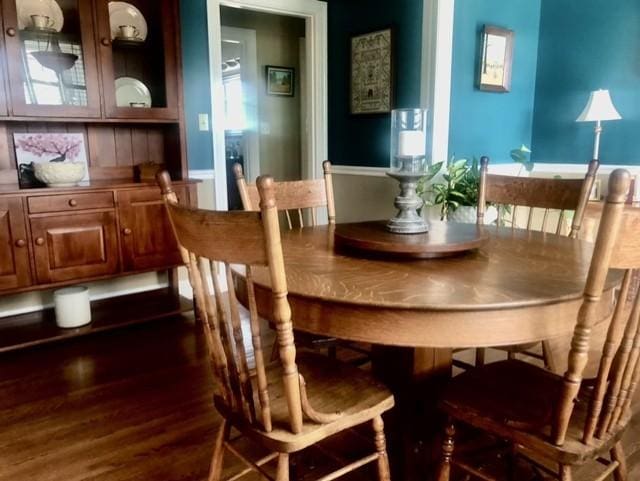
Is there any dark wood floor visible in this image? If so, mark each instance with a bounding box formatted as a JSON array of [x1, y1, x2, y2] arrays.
[[1, 315, 639, 481]]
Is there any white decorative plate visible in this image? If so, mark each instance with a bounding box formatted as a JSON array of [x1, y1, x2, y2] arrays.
[[108, 1, 147, 41], [115, 77, 151, 108], [17, 0, 64, 32]]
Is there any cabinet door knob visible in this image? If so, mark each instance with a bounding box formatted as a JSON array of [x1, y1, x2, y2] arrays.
[[15, 239, 26, 248], [68, 199, 77, 207], [35, 237, 45, 246], [101, 37, 110, 46], [6, 27, 16, 37], [123, 228, 132, 236]]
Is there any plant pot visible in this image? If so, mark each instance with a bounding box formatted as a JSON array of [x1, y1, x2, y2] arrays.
[[34, 161, 85, 187], [54, 286, 91, 328], [447, 205, 498, 225]]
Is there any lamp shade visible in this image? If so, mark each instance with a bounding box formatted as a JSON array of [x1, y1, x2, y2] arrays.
[[576, 89, 622, 122]]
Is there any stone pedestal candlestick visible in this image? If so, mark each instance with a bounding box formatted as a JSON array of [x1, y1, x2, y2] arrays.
[[386, 170, 428, 234]]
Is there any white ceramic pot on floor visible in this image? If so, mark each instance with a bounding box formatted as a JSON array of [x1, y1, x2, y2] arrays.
[[54, 286, 92, 328]]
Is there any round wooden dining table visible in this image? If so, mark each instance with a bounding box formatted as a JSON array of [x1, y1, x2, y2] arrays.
[[233, 221, 621, 480]]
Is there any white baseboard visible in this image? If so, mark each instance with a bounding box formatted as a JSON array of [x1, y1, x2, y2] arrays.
[[2, 275, 167, 318]]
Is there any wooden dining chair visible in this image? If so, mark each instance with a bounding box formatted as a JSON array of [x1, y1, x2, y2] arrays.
[[233, 161, 370, 364], [455, 156, 599, 371], [157, 171, 394, 481], [233, 161, 336, 228], [437, 169, 635, 481]]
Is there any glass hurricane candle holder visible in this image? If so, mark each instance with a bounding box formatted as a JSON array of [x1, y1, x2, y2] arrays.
[[387, 108, 429, 234]]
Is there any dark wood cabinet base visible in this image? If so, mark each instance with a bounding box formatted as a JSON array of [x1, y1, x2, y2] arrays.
[[0, 287, 193, 353]]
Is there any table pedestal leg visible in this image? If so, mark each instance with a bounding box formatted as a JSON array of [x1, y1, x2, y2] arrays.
[[372, 346, 452, 481]]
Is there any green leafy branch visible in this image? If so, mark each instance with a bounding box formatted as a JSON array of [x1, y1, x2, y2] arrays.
[[417, 145, 532, 221], [418, 157, 480, 220]]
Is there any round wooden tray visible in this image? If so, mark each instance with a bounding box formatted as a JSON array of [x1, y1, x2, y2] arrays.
[[334, 220, 488, 259]]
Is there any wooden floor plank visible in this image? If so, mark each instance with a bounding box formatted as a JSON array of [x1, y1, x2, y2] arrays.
[[0, 314, 638, 481]]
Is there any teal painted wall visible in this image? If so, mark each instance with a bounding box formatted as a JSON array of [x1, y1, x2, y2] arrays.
[[180, 0, 422, 170], [328, 0, 423, 167], [180, 0, 213, 170], [531, 0, 640, 165], [448, 0, 541, 164]]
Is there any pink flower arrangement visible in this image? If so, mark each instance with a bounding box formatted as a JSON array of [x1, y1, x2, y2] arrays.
[[16, 134, 82, 162]]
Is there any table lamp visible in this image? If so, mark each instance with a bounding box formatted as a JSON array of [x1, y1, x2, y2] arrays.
[[576, 89, 621, 160]]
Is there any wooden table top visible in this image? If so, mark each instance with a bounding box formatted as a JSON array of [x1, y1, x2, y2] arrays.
[[234, 224, 621, 348]]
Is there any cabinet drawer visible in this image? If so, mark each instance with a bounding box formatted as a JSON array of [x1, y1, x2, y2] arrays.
[[28, 192, 115, 214]]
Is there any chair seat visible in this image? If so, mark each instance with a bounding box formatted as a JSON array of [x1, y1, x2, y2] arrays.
[[439, 359, 628, 465], [215, 351, 394, 453]]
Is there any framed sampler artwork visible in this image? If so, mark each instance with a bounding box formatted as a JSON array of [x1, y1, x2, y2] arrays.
[[350, 28, 393, 115]]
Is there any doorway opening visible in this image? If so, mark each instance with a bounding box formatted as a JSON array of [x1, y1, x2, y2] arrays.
[[220, 8, 305, 209], [207, 0, 327, 211]]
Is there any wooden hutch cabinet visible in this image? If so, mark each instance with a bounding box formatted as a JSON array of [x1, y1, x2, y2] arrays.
[[0, 0, 197, 352]]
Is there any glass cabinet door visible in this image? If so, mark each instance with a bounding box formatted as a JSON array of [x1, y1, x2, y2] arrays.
[[96, 0, 179, 120], [2, 0, 101, 117]]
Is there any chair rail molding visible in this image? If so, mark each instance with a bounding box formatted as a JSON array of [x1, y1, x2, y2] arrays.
[[206, 0, 328, 210], [331, 165, 389, 177], [420, 0, 454, 163]]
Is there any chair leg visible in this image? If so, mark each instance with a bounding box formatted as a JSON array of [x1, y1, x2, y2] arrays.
[[276, 453, 290, 481], [559, 465, 572, 481], [436, 422, 455, 481], [506, 444, 517, 481], [541, 340, 558, 372], [208, 420, 230, 481], [373, 416, 391, 481], [475, 348, 486, 367], [611, 441, 628, 481]]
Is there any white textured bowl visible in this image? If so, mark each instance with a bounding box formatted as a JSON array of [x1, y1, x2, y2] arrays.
[[34, 162, 85, 187]]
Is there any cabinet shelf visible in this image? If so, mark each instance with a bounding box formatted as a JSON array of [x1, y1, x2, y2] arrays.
[[112, 38, 150, 50], [0, 288, 193, 353]]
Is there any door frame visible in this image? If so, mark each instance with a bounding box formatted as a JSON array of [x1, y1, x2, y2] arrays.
[[207, 0, 328, 210], [221, 26, 260, 182], [420, 0, 455, 163]]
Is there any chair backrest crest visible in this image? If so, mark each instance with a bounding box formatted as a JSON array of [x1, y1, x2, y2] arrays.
[[234, 161, 336, 228], [478, 157, 599, 237]]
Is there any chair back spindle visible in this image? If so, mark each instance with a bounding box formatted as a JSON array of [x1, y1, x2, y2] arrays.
[[477, 157, 599, 237], [157, 171, 304, 434], [550, 170, 640, 448], [233, 161, 336, 228]]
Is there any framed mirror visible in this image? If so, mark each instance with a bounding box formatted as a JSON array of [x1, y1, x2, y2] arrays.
[[478, 25, 514, 92]]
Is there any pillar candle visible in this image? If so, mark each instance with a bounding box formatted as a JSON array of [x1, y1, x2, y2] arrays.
[[398, 130, 426, 157]]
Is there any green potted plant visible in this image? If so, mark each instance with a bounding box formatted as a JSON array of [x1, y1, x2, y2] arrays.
[[417, 145, 533, 223], [418, 157, 496, 222]]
